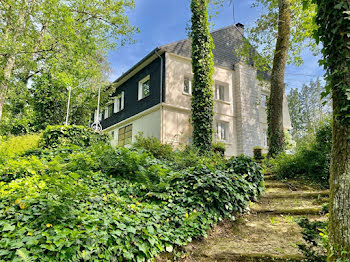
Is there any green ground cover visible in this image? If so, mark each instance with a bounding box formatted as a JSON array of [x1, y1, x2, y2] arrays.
[[0, 126, 264, 262]]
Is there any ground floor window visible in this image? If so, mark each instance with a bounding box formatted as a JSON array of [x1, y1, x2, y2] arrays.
[[215, 121, 229, 141], [118, 124, 132, 146]]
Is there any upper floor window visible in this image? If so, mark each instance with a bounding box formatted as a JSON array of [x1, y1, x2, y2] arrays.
[[215, 121, 229, 141], [138, 75, 150, 100], [114, 91, 125, 113], [184, 76, 192, 94], [118, 124, 132, 146], [215, 83, 228, 101], [261, 94, 268, 107], [104, 104, 113, 119]]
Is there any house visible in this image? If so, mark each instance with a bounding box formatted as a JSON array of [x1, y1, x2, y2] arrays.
[[98, 24, 292, 157]]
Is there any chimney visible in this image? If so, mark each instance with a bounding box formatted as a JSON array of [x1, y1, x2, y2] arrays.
[[235, 23, 245, 35]]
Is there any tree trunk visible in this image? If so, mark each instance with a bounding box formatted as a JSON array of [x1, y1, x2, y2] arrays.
[[0, 55, 16, 121], [267, 0, 291, 158], [0, 0, 29, 121], [329, 102, 350, 261], [328, 1, 350, 256]]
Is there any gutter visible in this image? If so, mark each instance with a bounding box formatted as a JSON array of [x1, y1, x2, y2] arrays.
[[155, 50, 164, 143]]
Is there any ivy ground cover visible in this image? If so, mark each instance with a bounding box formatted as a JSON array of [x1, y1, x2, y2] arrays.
[[0, 126, 264, 261]]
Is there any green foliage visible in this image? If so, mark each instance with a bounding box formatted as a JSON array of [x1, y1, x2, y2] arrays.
[[0, 0, 138, 132], [271, 122, 332, 188], [0, 134, 41, 162], [133, 134, 174, 160], [287, 79, 332, 140], [212, 142, 226, 156], [0, 131, 264, 261], [226, 155, 265, 197], [313, 0, 350, 128], [190, 0, 215, 154], [239, 0, 318, 70], [297, 217, 328, 261], [41, 125, 108, 148]]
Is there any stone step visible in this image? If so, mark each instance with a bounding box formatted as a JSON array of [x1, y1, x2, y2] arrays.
[[264, 181, 291, 189], [194, 252, 304, 261], [264, 175, 277, 181], [254, 207, 323, 215], [262, 190, 329, 199]]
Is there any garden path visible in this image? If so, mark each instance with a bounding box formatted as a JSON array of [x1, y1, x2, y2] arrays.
[[182, 174, 329, 261]]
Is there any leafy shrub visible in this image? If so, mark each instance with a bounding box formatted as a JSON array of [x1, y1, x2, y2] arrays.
[[133, 134, 174, 160], [271, 122, 331, 188], [212, 142, 226, 156], [297, 217, 328, 261], [0, 134, 41, 162], [41, 125, 108, 148], [226, 155, 265, 197], [0, 135, 264, 261]]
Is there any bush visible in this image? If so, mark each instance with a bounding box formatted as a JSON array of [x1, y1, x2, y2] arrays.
[[133, 134, 174, 160], [226, 155, 265, 197], [271, 122, 331, 188], [297, 217, 328, 261], [41, 125, 109, 148], [0, 134, 41, 162], [0, 134, 264, 261]]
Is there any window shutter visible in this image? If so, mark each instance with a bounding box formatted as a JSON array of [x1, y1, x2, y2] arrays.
[[121, 92, 125, 110]]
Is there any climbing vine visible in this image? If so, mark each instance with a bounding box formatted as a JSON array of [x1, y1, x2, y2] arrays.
[[312, 0, 350, 260], [313, 0, 350, 128], [190, 0, 215, 154]]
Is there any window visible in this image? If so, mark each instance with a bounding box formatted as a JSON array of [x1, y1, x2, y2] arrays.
[[118, 124, 132, 146], [215, 121, 229, 141], [104, 104, 114, 119], [138, 75, 150, 100], [110, 131, 115, 140], [261, 94, 268, 107], [184, 76, 192, 94], [114, 92, 125, 113], [263, 130, 268, 147], [215, 84, 226, 101]]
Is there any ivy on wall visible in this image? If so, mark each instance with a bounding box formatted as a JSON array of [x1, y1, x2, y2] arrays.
[[190, 0, 215, 154]]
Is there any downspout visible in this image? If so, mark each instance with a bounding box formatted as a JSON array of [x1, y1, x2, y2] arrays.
[[155, 49, 164, 143]]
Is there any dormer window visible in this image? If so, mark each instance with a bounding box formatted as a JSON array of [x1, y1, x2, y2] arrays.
[[114, 92, 125, 113], [138, 75, 150, 100]]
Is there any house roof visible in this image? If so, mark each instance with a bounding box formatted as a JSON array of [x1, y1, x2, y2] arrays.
[[109, 24, 269, 91], [161, 24, 246, 69]]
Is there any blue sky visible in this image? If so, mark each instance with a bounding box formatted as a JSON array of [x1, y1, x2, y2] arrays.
[[108, 0, 325, 93]]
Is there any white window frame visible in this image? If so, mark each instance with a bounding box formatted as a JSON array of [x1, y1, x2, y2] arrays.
[[214, 83, 229, 102], [183, 76, 192, 95], [138, 75, 150, 101], [114, 91, 125, 113], [263, 130, 268, 148], [215, 121, 229, 142], [104, 108, 108, 119], [261, 94, 268, 108]]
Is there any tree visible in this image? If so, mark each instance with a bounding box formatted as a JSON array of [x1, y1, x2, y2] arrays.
[[266, 0, 292, 158], [0, 0, 137, 121], [287, 79, 331, 140], [229, 0, 318, 157], [190, 0, 215, 153], [313, 0, 350, 260]]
